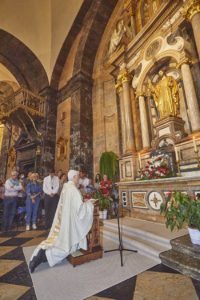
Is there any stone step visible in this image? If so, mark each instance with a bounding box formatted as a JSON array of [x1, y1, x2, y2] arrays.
[[103, 217, 187, 248], [171, 235, 200, 260], [160, 249, 200, 281], [103, 226, 165, 263]]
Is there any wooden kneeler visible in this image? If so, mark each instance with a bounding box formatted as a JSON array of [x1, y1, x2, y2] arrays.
[[67, 202, 103, 267]]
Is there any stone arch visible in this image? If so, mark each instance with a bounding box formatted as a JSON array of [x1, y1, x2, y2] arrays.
[[51, 0, 117, 176], [51, 0, 117, 90], [0, 29, 49, 93]]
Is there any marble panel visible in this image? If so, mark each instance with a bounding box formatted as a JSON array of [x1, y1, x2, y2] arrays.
[[55, 97, 71, 172]]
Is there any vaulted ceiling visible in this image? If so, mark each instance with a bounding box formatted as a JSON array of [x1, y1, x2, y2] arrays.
[[0, 0, 83, 82]]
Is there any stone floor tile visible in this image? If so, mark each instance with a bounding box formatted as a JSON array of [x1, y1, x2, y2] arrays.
[[0, 246, 17, 257], [0, 237, 32, 246], [0, 282, 30, 300], [22, 237, 45, 247], [16, 230, 46, 238], [0, 262, 32, 286], [133, 271, 198, 300], [0, 259, 23, 277], [0, 237, 11, 244]]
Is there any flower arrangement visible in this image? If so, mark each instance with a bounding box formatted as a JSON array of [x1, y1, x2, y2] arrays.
[[160, 191, 200, 231], [92, 190, 112, 211], [140, 154, 172, 180]]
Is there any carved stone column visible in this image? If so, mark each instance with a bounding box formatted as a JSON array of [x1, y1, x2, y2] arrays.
[[115, 78, 126, 155], [138, 94, 150, 148], [182, 0, 200, 58], [120, 67, 135, 154], [180, 59, 200, 131]]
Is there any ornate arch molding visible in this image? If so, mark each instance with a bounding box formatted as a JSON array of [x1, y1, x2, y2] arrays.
[[51, 0, 117, 90], [0, 29, 49, 93], [136, 50, 182, 93], [132, 35, 190, 93]]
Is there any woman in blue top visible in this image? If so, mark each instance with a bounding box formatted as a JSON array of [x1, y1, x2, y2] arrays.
[[26, 173, 43, 230]]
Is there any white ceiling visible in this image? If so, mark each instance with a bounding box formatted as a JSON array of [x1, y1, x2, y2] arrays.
[[0, 0, 83, 82]]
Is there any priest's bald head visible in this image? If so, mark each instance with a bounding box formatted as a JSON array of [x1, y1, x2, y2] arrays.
[[68, 170, 79, 184]]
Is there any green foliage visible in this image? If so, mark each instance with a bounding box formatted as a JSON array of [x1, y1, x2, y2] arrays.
[[99, 151, 118, 180], [93, 190, 112, 211], [160, 191, 200, 231]]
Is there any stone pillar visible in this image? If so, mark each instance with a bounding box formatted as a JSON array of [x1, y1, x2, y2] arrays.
[[138, 94, 150, 148], [180, 60, 200, 131], [116, 78, 126, 155], [182, 0, 200, 58], [39, 87, 57, 176], [120, 67, 135, 154]]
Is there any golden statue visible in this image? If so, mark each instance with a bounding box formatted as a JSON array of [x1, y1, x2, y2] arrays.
[[148, 70, 180, 119]]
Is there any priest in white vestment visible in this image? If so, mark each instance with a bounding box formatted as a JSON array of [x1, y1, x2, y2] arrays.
[[29, 170, 94, 273]]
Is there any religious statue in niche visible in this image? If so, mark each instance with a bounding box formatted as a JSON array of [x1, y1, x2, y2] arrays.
[[56, 137, 67, 161], [148, 70, 180, 119], [108, 19, 127, 56]]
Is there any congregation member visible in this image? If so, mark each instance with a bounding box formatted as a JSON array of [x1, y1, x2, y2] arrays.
[[79, 168, 90, 193], [43, 169, 59, 229], [100, 174, 112, 196], [18, 173, 26, 206], [94, 173, 101, 190], [58, 173, 67, 195], [29, 170, 94, 273], [57, 169, 63, 179], [26, 173, 43, 230], [3, 171, 22, 231]]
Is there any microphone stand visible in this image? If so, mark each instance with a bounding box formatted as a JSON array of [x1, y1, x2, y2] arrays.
[[104, 186, 137, 266]]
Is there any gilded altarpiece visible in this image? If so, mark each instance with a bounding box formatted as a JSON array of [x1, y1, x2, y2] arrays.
[[92, 0, 200, 222]]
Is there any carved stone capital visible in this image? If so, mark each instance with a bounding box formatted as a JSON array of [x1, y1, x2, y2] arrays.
[[181, 0, 200, 21], [115, 81, 123, 93], [120, 68, 132, 84], [136, 91, 145, 98], [177, 57, 193, 69]]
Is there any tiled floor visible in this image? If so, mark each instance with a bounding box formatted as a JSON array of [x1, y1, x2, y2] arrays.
[[0, 226, 200, 300]]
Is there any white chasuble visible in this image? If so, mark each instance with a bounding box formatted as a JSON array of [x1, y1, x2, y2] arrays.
[[30, 181, 94, 267]]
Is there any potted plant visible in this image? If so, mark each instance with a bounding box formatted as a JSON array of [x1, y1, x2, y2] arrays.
[[160, 191, 200, 245], [93, 190, 112, 219]]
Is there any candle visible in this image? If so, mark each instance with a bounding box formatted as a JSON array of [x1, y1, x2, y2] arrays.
[[174, 146, 179, 162], [193, 136, 197, 152], [138, 153, 142, 169]]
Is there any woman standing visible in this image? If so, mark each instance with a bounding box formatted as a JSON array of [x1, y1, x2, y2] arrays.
[[26, 173, 42, 230]]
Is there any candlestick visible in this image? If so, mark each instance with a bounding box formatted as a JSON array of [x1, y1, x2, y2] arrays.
[[193, 136, 197, 152], [174, 146, 179, 162], [174, 146, 181, 176], [138, 153, 142, 169]]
